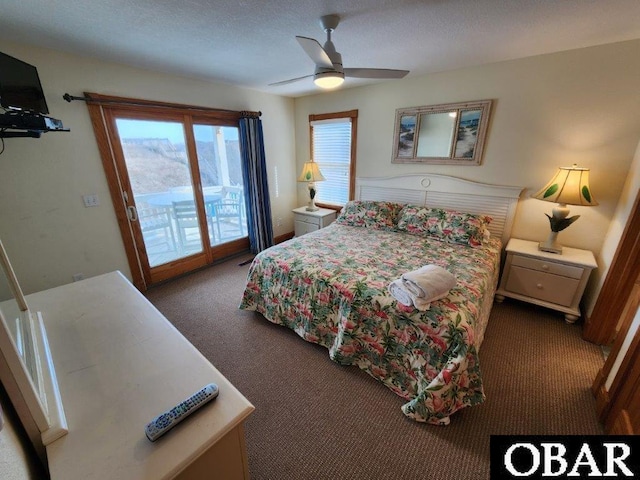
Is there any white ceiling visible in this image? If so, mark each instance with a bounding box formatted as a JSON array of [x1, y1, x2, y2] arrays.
[[1, 0, 639, 97]]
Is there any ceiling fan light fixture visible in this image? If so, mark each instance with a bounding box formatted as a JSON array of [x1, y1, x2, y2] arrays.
[[269, 14, 410, 89], [314, 71, 344, 89]]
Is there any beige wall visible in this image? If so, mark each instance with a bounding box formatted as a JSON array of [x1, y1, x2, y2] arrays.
[[0, 42, 296, 294], [1, 39, 639, 303], [585, 139, 640, 315], [295, 39, 640, 255], [595, 137, 639, 388], [294, 39, 640, 309]]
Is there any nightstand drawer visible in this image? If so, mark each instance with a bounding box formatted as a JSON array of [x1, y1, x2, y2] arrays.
[[294, 219, 319, 236], [496, 238, 597, 323], [296, 215, 322, 227], [507, 266, 580, 307], [293, 207, 337, 237], [511, 254, 583, 279]]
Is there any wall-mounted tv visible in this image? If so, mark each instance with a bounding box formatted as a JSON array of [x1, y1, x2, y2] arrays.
[[0, 52, 49, 115]]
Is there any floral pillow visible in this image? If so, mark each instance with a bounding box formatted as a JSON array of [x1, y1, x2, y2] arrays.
[[335, 200, 404, 230], [396, 205, 492, 247]]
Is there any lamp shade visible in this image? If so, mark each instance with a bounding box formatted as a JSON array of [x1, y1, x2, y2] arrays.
[[297, 160, 326, 183], [533, 164, 598, 206]]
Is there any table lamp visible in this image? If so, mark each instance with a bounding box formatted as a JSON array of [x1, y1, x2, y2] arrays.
[[533, 164, 597, 254], [297, 159, 325, 211]]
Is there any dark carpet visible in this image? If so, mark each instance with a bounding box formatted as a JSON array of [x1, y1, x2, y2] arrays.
[[145, 255, 604, 480]]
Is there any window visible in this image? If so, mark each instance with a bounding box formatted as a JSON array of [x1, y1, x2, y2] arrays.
[[309, 110, 358, 207]]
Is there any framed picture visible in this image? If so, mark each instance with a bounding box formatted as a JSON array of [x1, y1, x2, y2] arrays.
[[392, 99, 493, 165], [396, 114, 417, 158]]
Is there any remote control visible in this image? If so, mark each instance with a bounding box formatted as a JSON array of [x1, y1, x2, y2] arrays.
[[145, 383, 219, 442]]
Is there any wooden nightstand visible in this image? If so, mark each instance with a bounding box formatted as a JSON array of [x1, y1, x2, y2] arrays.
[[495, 238, 597, 323], [293, 206, 337, 237]]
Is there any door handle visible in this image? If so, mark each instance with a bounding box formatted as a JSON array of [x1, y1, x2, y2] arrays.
[[127, 205, 138, 222]]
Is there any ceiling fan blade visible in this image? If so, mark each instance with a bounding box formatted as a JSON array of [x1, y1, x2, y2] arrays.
[[344, 68, 409, 79], [268, 74, 314, 86], [296, 36, 333, 69]]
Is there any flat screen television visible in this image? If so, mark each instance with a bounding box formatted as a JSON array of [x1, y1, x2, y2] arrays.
[[0, 52, 49, 115]]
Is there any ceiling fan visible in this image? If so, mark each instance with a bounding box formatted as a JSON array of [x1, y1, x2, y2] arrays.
[[270, 14, 410, 89]]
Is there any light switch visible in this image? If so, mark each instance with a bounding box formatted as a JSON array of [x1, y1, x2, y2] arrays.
[[82, 194, 99, 207]]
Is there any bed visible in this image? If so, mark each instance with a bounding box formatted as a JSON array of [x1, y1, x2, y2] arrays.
[[240, 174, 522, 424]]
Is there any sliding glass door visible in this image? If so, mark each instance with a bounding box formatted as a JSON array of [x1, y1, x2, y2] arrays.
[[99, 106, 249, 287], [116, 118, 203, 267], [193, 124, 248, 249]]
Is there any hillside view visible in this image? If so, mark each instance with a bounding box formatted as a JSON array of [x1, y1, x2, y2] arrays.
[[122, 137, 243, 195]]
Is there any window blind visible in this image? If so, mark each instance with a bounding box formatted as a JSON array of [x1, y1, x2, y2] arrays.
[[311, 118, 352, 206]]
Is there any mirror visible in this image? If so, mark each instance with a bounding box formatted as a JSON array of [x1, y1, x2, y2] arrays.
[[0, 242, 39, 390], [392, 99, 492, 165], [0, 238, 67, 449]]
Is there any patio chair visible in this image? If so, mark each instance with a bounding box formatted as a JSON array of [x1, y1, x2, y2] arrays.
[[222, 185, 247, 223], [210, 199, 245, 241], [172, 200, 202, 251], [139, 207, 176, 252]]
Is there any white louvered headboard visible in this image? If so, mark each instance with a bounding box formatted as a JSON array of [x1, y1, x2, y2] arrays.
[[355, 174, 523, 245]]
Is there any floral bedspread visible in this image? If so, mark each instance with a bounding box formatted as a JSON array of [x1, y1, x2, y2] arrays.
[[239, 224, 501, 424]]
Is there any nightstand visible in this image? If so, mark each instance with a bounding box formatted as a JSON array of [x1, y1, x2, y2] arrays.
[[495, 238, 597, 323], [293, 206, 337, 236]]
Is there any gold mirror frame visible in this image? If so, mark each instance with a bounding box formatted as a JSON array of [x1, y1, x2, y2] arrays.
[[392, 99, 493, 165]]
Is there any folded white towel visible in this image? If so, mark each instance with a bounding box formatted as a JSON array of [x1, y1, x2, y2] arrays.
[[401, 265, 457, 300], [388, 279, 413, 307], [388, 279, 436, 311], [388, 265, 456, 311]]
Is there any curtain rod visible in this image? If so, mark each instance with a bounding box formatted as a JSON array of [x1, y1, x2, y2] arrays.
[[62, 93, 261, 118]]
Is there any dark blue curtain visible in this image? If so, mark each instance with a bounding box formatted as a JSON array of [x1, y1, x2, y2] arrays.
[[239, 114, 274, 254]]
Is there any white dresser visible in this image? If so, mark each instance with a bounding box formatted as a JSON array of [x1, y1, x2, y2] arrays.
[[293, 206, 337, 236], [495, 238, 597, 323], [27, 271, 254, 479]]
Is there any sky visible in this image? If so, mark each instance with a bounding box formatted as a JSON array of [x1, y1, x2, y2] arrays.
[[116, 119, 239, 143]]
